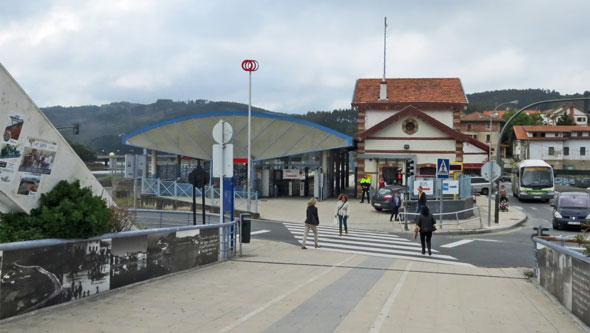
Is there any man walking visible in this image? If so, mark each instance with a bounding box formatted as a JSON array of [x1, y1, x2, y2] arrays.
[[415, 185, 427, 221], [360, 175, 371, 204]]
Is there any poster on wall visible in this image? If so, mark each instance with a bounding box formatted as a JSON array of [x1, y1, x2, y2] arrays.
[[16, 173, 41, 196], [0, 161, 16, 184], [413, 178, 434, 195], [0, 240, 111, 319], [0, 142, 22, 159], [2, 114, 24, 144], [18, 138, 57, 175], [110, 235, 148, 289], [283, 169, 305, 180]]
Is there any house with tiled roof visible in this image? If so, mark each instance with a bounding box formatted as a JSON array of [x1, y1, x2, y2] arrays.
[[543, 105, 588, 126], [353, 78, 489, 192], [458, 112, 507, 159], [513, 125, 590, 170]]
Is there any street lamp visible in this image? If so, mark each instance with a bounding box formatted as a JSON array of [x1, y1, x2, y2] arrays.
[[242, 60, 259, 212], [487, 100, 518, 227], [493, 97, 590, 224]]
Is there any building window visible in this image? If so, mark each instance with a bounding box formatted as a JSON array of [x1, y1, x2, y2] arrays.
[[402, 118, 418, 135], [486, 123, 491, 130], [486, 134, 490, 143], [564, 147, 569, 155], [548, 147, 554, 155], [582, 147, 586, 156], [578, 117, 585, 122], [467, 124, 472, 131], [578, 132, 583, 137]]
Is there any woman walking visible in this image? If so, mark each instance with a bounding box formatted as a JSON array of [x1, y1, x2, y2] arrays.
[[415, 206, 436, 256], [390, 191, 402, 222], [335, 194, 350, 236], [302, 197, 320, 249]]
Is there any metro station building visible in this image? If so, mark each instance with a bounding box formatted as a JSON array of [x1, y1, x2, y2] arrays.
[[353, 78, 489, 194]]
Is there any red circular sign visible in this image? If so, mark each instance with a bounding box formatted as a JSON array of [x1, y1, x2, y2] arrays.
[[241, 60, 259, 72]]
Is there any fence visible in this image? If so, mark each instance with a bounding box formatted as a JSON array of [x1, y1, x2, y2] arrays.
[[141, 178, 258, 213], [532, 236, 590, 326], [0, 220, 237, 321], [395, 206, 482, 230]]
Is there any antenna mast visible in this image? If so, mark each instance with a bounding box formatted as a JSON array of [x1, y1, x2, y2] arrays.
[[383, 17, 387, 81]]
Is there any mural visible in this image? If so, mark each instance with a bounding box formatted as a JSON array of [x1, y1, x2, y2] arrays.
[[0, 228, 220, 319]]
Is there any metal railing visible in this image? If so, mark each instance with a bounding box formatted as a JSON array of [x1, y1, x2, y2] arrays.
[[141, 178, 258, 212], [398, 206, 483, 230]]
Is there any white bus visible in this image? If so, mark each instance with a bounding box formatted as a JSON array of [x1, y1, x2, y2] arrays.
[[511, 159, 555, 201]]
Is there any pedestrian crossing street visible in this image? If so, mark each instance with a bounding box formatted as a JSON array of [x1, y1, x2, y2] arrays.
[[283, 222, 472, 266]]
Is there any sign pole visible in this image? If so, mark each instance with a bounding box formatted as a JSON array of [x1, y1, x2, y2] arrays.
[[488, 164, 492, 227], [220, 121, 225, 225]]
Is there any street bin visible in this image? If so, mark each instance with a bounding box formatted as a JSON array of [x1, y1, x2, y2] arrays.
[[241, 214, 251, 243]]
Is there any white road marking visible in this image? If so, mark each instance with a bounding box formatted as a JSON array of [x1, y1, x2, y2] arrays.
[[370, 261, 413, 333], [530, 206, 538, 211], [441, 239, 474, 248], [250, 229, 271, 235]]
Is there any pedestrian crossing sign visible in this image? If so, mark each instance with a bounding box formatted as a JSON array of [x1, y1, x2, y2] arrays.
[[437, 159, 450, 178]]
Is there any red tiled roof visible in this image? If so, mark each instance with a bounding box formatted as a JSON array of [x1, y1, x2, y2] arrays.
[[513, 125, 590, 140], [461, 112, 505, 122], [352, 78, 467, 105], [357, 105, 489, 152]]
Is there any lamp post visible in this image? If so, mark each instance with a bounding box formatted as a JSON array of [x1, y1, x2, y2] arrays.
[[241, 60, 259, 212], [487, 100, 518, 227], [494, 97, 590, 224]]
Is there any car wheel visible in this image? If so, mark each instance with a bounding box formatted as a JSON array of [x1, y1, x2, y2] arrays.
[[552, 220, 558, 230], [374, 207, 382, 211], [481, 188, 489, 196]]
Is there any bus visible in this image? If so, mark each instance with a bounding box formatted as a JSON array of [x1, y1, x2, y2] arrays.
[[511, 159, 554, 201]]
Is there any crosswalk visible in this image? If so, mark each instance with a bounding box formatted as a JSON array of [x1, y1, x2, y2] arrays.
[[283, 222, 472, 266]]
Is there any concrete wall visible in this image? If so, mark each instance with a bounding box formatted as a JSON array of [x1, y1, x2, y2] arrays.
[[0, 224, 223, 320], [0, 63, 112, 213], [536, 241, 590, 327]]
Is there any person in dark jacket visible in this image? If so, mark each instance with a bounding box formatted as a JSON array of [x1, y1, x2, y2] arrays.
[[302, 197, 320, 249], [390, 191, 402, 222], [416, 206, 436, 256], [414, 186, 427, 221]]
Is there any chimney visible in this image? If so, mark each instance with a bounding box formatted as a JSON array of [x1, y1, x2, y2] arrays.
[[570, 106, 575, 122], [379, 80, 388, 101]]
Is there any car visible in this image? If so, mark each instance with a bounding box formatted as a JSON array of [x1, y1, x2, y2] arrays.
[[371, 186, 406, 211], [552, 192, 590, 230], [470, 176, 491, 196]]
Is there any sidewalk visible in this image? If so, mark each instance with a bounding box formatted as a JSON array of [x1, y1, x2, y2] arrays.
[[1, 239, 583, 332], [257, 195, 526, 235]]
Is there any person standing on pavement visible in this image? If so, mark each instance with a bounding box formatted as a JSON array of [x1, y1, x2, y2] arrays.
[[335, 194, 350, 236], [302, 197, 320, 249], [378, 177, 386, 189], [416, 205, 436, 256], [360, 175, 371, 203], [390, 191, 402, 222], [415, 186, 427, 221]]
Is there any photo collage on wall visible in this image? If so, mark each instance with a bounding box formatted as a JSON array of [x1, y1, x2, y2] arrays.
[[16, 137, 58, 197], [0, 114, 24, 186], [0, 229, 220, 319]]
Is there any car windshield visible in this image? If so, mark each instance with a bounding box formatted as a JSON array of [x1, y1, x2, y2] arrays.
[[559, 195, 589, 209], [521, 167, 553, 187]]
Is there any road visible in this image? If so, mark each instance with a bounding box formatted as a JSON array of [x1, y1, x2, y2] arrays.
[[249, 182, 586, 269]]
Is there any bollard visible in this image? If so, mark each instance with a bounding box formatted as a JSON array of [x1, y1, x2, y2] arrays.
[[240, 213, 252, 246]]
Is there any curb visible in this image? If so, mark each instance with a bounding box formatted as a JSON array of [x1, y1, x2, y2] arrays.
[[434, 212, 528, 236]]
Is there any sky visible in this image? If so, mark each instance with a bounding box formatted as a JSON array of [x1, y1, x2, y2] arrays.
[[0, 0, 589, 114]]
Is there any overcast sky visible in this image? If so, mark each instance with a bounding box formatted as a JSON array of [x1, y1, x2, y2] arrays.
[[0, 0, 589, 114]]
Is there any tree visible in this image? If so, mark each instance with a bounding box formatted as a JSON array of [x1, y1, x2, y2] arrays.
[[69, 142, 97, 163], [556, 113, 575, 125]]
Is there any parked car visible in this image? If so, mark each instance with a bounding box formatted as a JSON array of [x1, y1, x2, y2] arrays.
[[470, 177, 491, 195], [371, 186, 406, 211], [552, 192, 590, 230]]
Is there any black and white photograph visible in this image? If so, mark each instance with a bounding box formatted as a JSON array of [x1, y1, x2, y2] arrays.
[[110, 235, 148, 289], [0, 240, 111, 319], [146, 232, 175, 279], [173, 229, 201, 272]]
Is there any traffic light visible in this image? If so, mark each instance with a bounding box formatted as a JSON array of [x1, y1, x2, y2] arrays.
[[73, 123, 80, 135], [405, 159, 415, 177]]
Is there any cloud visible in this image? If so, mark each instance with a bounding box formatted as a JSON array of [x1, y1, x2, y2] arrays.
[[0, 0, 589, 113]]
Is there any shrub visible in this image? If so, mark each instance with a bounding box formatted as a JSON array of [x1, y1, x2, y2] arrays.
[[0, 180, 114, 243]]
